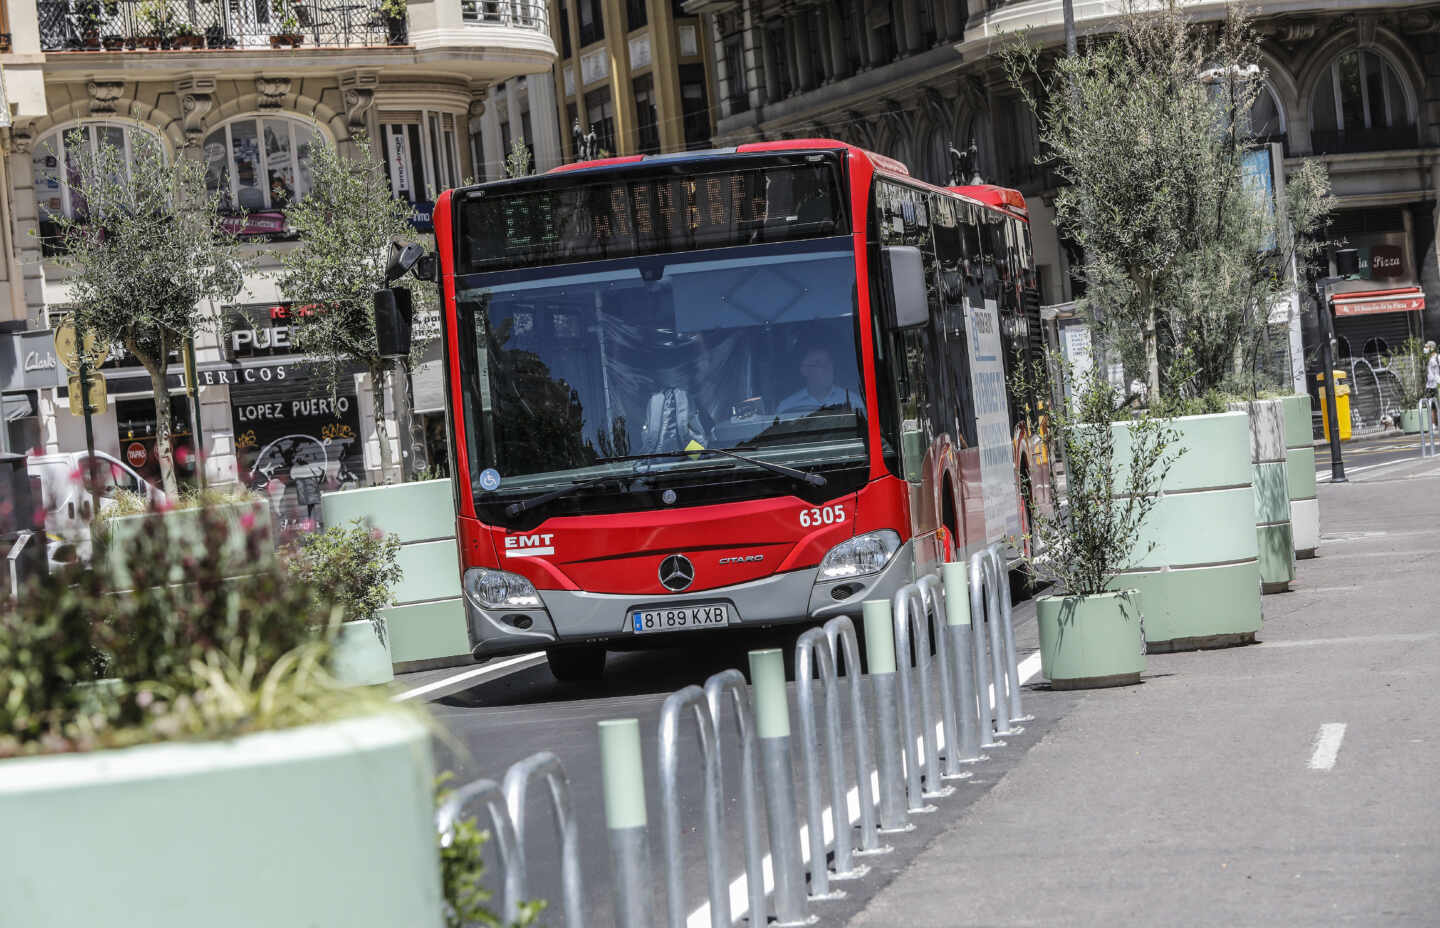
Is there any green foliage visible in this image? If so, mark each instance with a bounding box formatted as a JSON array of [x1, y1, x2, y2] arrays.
[[48, 133, 244, 497], [287, 520, 402, 643], [1018, 354, 1181, 596], [1001, 5, 1334, 402], [273, 134, 429, 476], [504, 138, 534, 179], [1383, 336, 1429, 409], [380, 0, 407, 20], [95, 485, 267, 530], [0, 505, 366, 758], [437, 774, 545, 928]]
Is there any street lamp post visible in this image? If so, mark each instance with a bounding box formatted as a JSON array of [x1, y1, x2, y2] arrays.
[[1315, 247, 1358, 484]]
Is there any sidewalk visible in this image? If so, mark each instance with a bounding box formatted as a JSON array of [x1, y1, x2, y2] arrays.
[[849, 453, 1440, 927]]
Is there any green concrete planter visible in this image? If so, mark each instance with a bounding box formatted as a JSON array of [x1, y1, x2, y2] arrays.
[[104, 501, 272, 588], [331, 618, 394, 686], [1229, 398, 1294, 594], [1280, 394, 1319, 559], [1036, 590, 1145, 689], [1112, 411, 1261, 651], [322, 480, 469, 668], [1399, 408, 1421, 434], [0, 714, 442, 928]]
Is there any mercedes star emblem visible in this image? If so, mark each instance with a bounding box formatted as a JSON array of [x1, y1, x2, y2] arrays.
[[658, 554, 695, 592]]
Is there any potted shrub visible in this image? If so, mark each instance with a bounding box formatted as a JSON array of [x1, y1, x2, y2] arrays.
[[1384, 337, 1427, 433], [172, 20, 204, 48], [75, 0, 104, 48], [0, 507, 443, 926], [289, 519, 403, 686], [380, 0, 407, 45], [98, 484, 272, 589], [1023, 360, 1180, 689], [269, 0, 303, 47], [135, 0, 173, 47]]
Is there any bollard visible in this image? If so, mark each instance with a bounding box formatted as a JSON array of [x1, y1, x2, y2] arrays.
[[917, 574, 970, 782], [436, 777, 522, 926], [795, 628, 863, 891], [892, 584, 949, 808], [939, 561, 985, 765], [861, 600, 912, 832], [988, 546, 1032, 725], [748, 648, 810, 922], [502, 752, 586, 928], [822, 617, 884, 854], [967, 553, 1005, 747], [659, 686, 730, 928], [704, 670, 768, 926], [599, 719, 653, 928], [980, 552, 1019, 737], [1422, 397, 1437, 458]]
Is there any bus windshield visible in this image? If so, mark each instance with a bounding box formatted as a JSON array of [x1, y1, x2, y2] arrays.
[[454, 235, 867, 507]]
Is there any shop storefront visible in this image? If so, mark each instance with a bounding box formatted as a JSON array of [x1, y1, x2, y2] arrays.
[[1324, 209, 1427, 361], [0, 328, 62, 455]]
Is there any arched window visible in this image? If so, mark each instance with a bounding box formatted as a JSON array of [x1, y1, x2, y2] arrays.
[[202, 115, 321, 213], [1310, 49, 1416, 152], [1246, 81, 1285, 141], [923, 123, 952, 187], [32, 121, 164, 224]]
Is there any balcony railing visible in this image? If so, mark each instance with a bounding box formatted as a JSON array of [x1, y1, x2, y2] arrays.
[[460, 0, 547, 33], [38, 0, 406, 52], [1310, 126, 1421, 156]]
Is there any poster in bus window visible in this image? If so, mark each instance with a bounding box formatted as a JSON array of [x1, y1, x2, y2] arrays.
[[231, 383, 365, 533], [966, 298, 1021, 543]]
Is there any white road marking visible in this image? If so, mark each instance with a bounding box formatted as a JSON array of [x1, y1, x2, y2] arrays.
[[392, 652, 546, 702], [685, 650, 1044, 928], [1315, 457, 1420, 482], [1308, 723, 1347, 771]]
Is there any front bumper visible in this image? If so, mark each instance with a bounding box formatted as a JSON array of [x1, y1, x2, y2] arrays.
[[465, 542, 917, 658]]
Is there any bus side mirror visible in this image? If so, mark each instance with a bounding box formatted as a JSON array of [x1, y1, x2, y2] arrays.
[[375, 287, 414, 359], [883, 245, 929, 328]]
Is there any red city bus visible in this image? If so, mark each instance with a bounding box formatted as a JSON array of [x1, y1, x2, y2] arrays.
[[430, 139, 1049, 680]]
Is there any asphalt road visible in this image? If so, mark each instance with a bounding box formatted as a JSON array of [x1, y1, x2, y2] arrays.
[[412, 598, 1064, 928], [1315, 431, 1428, 480]]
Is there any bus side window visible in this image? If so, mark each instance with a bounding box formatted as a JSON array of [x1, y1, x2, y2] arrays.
[[932, 198, 979, 450]]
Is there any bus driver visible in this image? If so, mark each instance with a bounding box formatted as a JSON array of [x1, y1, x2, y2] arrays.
[[777, 346, 859, 416]]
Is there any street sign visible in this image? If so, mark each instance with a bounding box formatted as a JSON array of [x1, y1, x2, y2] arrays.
[[54, 322, 110, 372], [67, 372, 107, 416]]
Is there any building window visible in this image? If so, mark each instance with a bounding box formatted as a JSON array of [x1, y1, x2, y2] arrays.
[[33, 122, 164, 233], [1310, 49, 1416, 153], [625, 0, 646, 32], [679, 63, 710, 150], [766, 24, 791, 99], [202, 116, 320, 214], [1246, 82, 1285, 141], [577, 0, 603, 46], [633, 74, 660, 155], [558, 2, 572, 57], [382, 111, 461, 205], [723, 33, 749, 113], [585, 86, 616, 156]]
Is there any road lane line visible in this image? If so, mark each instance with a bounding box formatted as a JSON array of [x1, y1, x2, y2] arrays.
[[392, 652, 546, 702], [685, 650, 1043, 928], [1308, 723, 1346, 771]]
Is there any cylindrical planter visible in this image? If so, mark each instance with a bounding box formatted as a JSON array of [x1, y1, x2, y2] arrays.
[[1113, 411, 1262, 651], [1036, 590, 1145, 689], [1229, 399, 1294, 594], [1281, 394, 1319, 559], [0, 714, 441, 928], [332, 618, 394, 686], [1399, 408, 1421, 434]]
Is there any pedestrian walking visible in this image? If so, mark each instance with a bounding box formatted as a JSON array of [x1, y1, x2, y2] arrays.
[[1426, 341, 1440, 425]]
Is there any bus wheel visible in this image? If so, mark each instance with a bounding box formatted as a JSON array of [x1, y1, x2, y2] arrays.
[[546, 645, 606, 682]]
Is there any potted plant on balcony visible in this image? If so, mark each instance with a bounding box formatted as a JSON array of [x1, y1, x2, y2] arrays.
[[172, 18, 203, 48], [289, 519, 404, 686], [135, 0, 173, 47], [0, 506, 444, 926], [75, 0, 104, 49], [1021, 358, 1181, 689], [269, 0, 303, 47], [380, 0, 407, 45]]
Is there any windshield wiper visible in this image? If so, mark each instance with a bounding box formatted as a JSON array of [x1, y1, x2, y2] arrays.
[[631, 447, 827, 488], [502, 473, 627, 518]]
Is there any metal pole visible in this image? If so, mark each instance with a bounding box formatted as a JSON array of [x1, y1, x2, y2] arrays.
[[658, 687, 729, 928], [793, 631, 833, 898], [983, 554, 1018, 737], [1062, 0, 1076, 57], [989, 547, 1031, 724], [503, 753, 586, 928], [704, 670, 768, 925], [917, 575, 968, 781], [76, 343, 102, 538], [892, 585, 947, 807], [184, 336, 206, 490], [823, 617, 884, 854], [599, 719, 652, 928], [1315, 278, 1347, 483], [968, 553, 1004, 747], [940, 562, 984, 764], [435, 778, 521, 926], [748, 648, 809, 923], [860, 600, 910, 833]]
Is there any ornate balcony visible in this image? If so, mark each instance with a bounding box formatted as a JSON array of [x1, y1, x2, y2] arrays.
[[38, 0, 404, 52]]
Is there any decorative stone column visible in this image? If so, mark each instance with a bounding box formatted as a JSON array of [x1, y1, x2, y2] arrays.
[[479, 88, 504, 182], [527, 73, 563, 172]]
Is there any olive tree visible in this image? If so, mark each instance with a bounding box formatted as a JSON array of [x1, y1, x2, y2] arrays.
[[51, 134, 244, 496], [1002, 4, 1334, 400], [273, 134, 426, 477]]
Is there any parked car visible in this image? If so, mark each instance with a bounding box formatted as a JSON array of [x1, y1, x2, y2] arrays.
[[26, 451, 166, 565]]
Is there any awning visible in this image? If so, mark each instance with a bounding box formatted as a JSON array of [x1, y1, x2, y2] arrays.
[[1332, 287, 1426, 317]]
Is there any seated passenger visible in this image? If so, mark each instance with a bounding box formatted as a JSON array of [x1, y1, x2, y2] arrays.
[[777, 347, 859, 416]]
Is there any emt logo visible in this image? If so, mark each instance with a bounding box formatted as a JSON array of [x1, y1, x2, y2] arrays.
[[504, 533, 555, 558]]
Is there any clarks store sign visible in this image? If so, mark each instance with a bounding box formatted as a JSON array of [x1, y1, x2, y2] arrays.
[[0, 330, 64, 391]]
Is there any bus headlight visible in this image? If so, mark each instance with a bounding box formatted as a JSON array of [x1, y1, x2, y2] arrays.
[[818, 530, 901, 580], [464, 567, 543, 609]]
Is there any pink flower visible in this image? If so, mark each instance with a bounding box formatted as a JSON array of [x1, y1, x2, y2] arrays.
[[240, 511, 256, 530], [174, 446, 190, 465], [154, 497, 174, 513]]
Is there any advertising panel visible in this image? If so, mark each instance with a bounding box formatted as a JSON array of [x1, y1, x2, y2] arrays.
[[967, 297, 1021, 543]]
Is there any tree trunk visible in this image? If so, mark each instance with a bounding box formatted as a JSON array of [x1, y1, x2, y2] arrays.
[[1143, 286, 1161, 401], [128, 335, 179, 498], [368, 361, 395, 481]]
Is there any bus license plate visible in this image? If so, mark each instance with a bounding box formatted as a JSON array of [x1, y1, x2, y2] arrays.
[[632, 604, 730, 635]]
